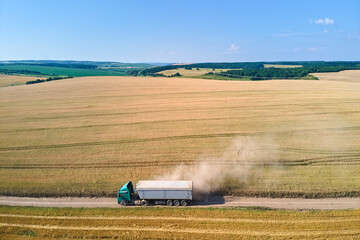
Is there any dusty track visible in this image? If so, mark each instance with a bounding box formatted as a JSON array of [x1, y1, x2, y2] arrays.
[[0, 196, 359, 210]]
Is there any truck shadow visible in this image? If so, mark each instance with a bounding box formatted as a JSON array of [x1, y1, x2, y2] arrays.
[[192, 195, 225, 206]]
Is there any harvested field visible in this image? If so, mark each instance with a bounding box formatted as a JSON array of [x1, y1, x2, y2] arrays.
[[159, 67, 234, 77], [0, 75, 46, 87], [0, 76, 360, 197], [311, 70, 360, 82], [0, 206, 359, 239], [264, 64, 302, 68]]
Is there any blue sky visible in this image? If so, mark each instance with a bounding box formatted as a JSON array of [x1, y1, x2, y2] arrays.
[[0, 0, 359, 62]]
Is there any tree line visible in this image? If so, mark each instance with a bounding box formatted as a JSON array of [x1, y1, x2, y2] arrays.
[[0, 68, 42, 75], [214, 65, 360, 80], [19, 63, 97, 69], [126, 61, 360, 77], [26, 76, 73, 85]]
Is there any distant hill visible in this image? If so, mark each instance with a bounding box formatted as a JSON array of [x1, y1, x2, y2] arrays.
[[129, 61, 360, 80], [2, 60, 360, 81], [141, 62, 173, 66], [0, 60, 157, 77]]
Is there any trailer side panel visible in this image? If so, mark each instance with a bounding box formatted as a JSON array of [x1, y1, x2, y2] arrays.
[[137, 189, 192, 200], [135, 181, 193, 200]]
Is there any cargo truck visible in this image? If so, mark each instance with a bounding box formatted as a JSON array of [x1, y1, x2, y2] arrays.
[[117, 180, 192, 206]]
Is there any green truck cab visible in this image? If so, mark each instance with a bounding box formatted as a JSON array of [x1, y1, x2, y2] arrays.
[[117, 181, 135, 206]]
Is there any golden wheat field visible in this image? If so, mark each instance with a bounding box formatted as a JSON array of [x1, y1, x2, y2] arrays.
[[0, 75, 46, 87], [311, 70, 360, 83], [0, 73, 360, 197], [0, 206, 359, 239]]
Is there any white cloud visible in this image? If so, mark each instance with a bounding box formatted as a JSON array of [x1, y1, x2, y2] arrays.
[[313, 18, 335, 25], [324, 30, 328, 33], [228, 43, 239, 51], [306, 47, 324, 52]]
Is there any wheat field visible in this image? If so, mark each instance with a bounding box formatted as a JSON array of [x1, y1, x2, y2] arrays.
[[0, 74, 360, 197], [311, 70, 360, 83], [0, 75, 46, 87]]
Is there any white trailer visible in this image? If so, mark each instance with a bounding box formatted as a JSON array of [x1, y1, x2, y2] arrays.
[[135, 180, 192, 206]]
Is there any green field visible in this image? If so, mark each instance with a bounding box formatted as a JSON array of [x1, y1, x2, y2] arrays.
[[0, 206, 359, 239], [0, 73, 360, 198], [0, 64, 127, 77]]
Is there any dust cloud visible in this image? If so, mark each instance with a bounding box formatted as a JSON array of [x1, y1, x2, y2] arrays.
[[157, 136, 279, 199]]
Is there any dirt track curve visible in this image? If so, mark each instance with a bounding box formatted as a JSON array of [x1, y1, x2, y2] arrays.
[[1, 196, 359, 210]]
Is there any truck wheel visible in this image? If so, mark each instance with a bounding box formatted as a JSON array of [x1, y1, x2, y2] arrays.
[[141, 200, 148, 206], [173, 200, 180, 206], [166, 200, 173, 206], [180, 200, 188, 206], [120, 200, 127, 206]]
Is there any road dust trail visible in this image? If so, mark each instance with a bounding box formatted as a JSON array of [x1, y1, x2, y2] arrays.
[[0, 223, 359, 237], [1, 213, 359, 223], [0, 196, 359, 210]]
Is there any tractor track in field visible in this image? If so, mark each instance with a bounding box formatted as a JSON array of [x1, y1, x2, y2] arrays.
[[1, 160, 359, 169], [2, 113, 360, 134], [1, 213, 359, 223], [1, 153, 359, 169], [0, 196, 359, 210], [1, 125, 360, 152], [3, 99, 360, 122], [0, 222, 359, 237]]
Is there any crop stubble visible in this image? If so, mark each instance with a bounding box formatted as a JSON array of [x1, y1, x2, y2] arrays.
[[0, 206, 359, 239]]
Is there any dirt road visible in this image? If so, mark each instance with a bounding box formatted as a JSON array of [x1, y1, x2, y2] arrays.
[[0, 196, 359, 210]]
